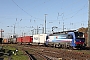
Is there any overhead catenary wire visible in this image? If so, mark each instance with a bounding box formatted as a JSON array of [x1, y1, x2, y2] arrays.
[[58, 3, 88, 21], [11, 0, 43, 21], [31, 0, 51, 9], [56, 0, 87, 24], [66, 3, 88, 19], [48, 2, 88, 22], [2, 0, 87, 23], [11, 0, 66, 22], [57, 0, 82, 19], [12, 0, 32, 17]]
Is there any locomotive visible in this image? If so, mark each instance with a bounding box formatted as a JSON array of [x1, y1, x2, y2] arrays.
[[45, 31, 85, 49]]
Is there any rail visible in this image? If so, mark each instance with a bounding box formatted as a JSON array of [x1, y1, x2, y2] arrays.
[[24, 51, 36, 60]]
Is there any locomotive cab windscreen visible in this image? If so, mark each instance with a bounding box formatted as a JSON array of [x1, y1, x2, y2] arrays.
[[74, 32, 85, 46], [74, 32, 84, 38]]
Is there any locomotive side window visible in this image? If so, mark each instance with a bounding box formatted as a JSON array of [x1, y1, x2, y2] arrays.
[[67, 34, 73, 39]]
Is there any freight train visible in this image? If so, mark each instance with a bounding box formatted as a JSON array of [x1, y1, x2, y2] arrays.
[[2, 31, 86, 49]]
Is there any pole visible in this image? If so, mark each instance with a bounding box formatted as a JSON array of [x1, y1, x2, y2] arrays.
[[1, 29, 2, 38], [42, 27, 44, 34], [14, 25, 15, 34], [22, 32, 23, 37], [63, 22, 64, 32], [62, 13, 64, 32], [13, 18, 17, 34], [37, 26, 38, 34], [0, 29, 4, 38], [45, 14, 47, 34], [87, 0, 90, 47], [24, 33, 25, 36], [31, 30, 33, 36]]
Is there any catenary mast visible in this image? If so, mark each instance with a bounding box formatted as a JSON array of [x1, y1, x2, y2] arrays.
[[87, 0, 90, 47]]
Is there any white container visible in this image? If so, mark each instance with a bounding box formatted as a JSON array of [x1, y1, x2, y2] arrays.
[[33, 34, 47, 44]]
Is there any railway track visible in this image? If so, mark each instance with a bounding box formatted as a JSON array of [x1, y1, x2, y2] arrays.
[[22, 45, 71, 60], [23, 50, 52, 60], [3, 44, 90, 60], [25, 51, 36, 60], [22, 45, 90, 60]]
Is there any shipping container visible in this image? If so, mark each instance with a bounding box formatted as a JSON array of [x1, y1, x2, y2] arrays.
[[17, 37, 22, 43], [33, 34, 40, 43], [3, 39, 8, 43], [33, 34, 47, 45], [39, 34, 47, 43], [22, 36, 33, 43]]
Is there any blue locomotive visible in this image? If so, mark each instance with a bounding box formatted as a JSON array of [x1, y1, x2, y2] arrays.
[[45, 31, 85, 49]]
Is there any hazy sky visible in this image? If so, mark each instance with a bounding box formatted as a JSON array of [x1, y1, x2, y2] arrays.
[[0, 0, 89, 38]]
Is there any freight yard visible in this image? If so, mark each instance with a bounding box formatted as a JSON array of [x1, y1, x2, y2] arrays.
[[0, 30, 90, 60]]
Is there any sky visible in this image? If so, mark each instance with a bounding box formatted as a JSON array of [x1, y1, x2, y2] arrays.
[[0, 0, 89, 38]]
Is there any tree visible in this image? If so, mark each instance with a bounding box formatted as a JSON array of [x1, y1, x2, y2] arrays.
[[78, 27, 88, 33]]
